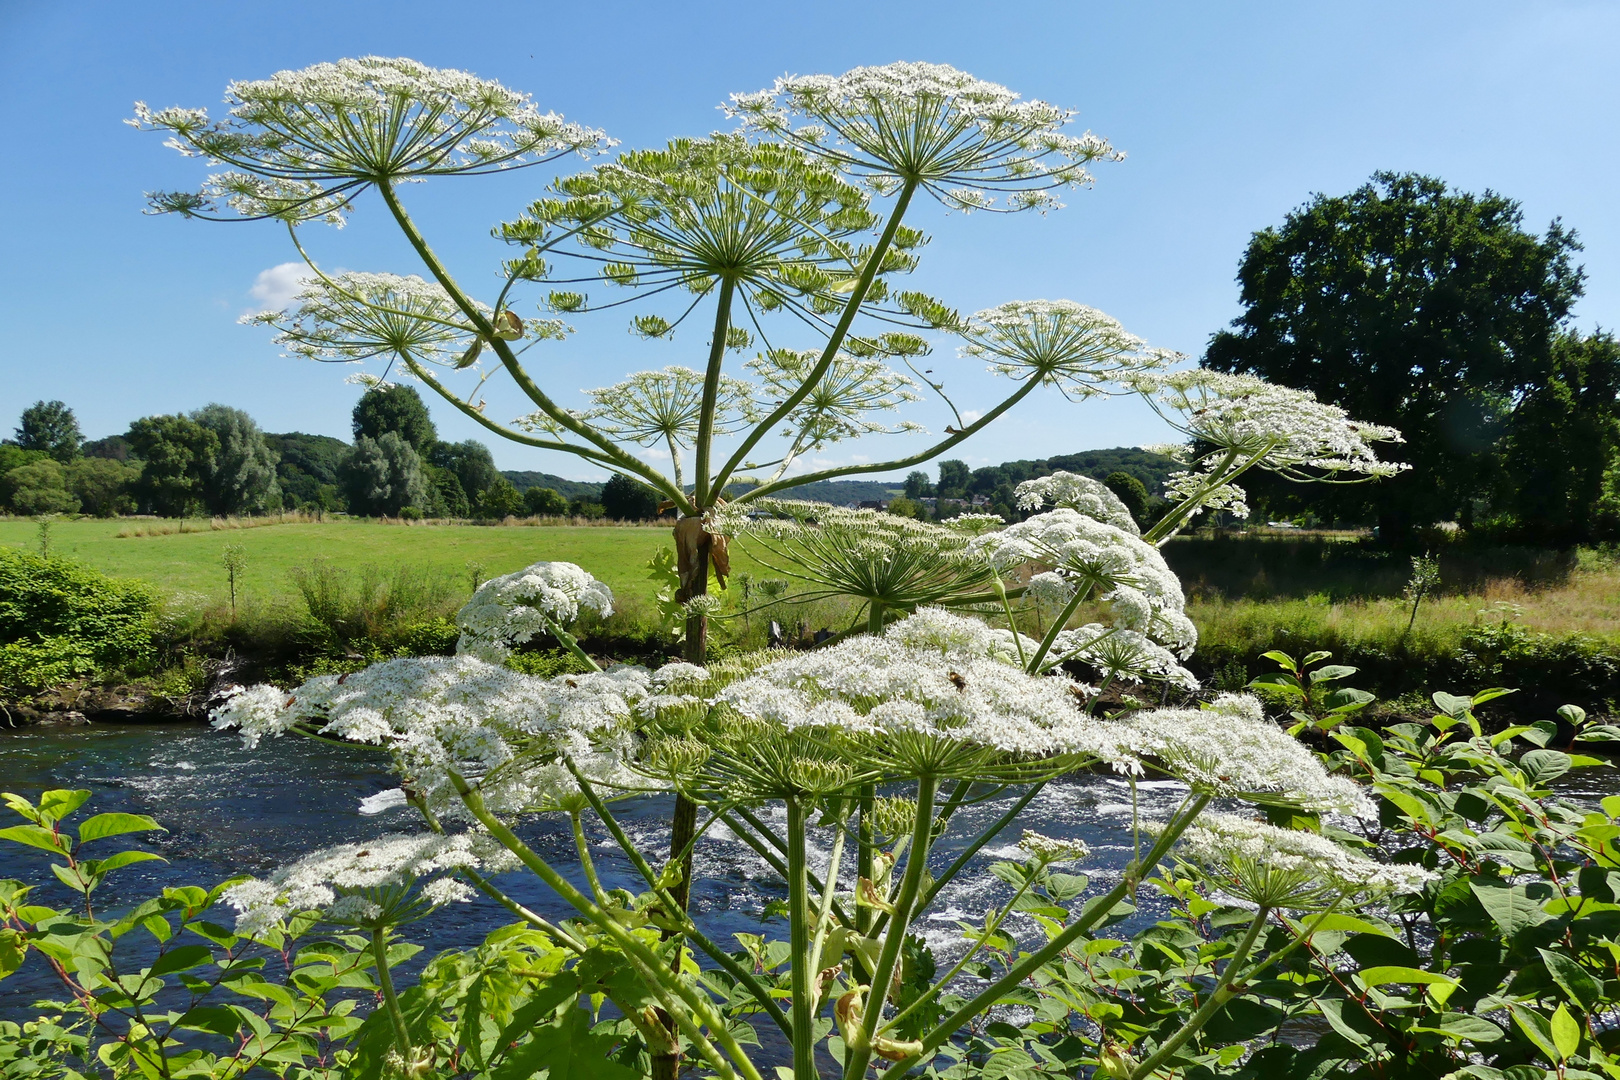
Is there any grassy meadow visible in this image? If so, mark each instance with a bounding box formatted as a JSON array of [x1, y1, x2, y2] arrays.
[[5, 516, 1618, 712], [0, 516, 775, 602]]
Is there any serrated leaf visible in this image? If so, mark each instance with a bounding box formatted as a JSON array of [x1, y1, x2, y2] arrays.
[[77, 813, 165, 843]]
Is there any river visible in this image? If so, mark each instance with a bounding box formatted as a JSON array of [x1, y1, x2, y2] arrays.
[[0, 720, 1199, 1021]]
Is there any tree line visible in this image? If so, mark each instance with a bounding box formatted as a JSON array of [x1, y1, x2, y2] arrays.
[[0, 386, 649, 520]]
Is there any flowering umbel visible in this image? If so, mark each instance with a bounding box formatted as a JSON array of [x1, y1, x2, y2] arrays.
[[131, 57, 612, 224], [726, 62, 1124, 212]]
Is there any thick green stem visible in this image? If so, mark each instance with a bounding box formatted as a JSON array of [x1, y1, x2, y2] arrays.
[[845, 774, 938, 1080], [881, 861, 1042, 1038], [915, 782, 1046, 913], [369, 928, 412, 1063], [868, 600, 885, 636], [693, 278, 737, 507], [1127, 906, 1269, 1080], [806, 799, 850, 980], [451, 775, 762, 1080], [565, 762, 792, 1037], [547, 619, 601, 673], [1027, 583, 1093, 674], [786, 796, 819, 1080], [856, 785, 877, 938], [715, 181, 917, 495], [880, 793, 1212, 1078], [375, 181, 690, 511]]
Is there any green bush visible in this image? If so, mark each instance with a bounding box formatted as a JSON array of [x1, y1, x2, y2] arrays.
[[0, 549, 157, 693]]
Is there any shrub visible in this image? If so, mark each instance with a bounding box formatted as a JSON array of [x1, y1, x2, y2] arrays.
[[0, 549, 156, 693], [1, 460, 79, 515]]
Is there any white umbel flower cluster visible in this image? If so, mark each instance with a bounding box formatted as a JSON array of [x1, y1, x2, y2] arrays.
[[221, 831, 515, 937], [1014, 471, 1139, 533], [210, 655, 649, 815], [1018, 830, 1091, 865], [966, 509, 1195, 656], [1129, 371, 1407, 482], [1046, 624, 1200, 690], [242, 272, 534, 369], [961, 301, 1176, 400], [726, 62, 1123, 212], [132, 56, 612, 223], [1119, 696, 1371, 815], [716, 608, 1126, 774], [455, 561, 614, 663], [1172, 812, 1435, 909], [1163, 466, 1250, 521]]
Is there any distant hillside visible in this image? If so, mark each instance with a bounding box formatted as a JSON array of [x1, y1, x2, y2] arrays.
[[496, 449, 1178, 510], [993, 448, 1181, 493], [501, 471, 604, 502], [754, 479, 903, 505]]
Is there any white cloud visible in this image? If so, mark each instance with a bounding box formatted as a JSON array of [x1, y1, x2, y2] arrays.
[[643, 446, 671, 460], [959, 409, 984, 425], [248, 262, 314, 311]]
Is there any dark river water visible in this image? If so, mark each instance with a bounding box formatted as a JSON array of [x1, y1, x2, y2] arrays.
[[0, 720, 1198, 1022]]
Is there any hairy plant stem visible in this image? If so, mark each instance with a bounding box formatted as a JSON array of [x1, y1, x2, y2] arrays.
[[845, 774, 938, 1080], [786, 796, 819, 1080], [565, 762, 792, 1037], [451, 775, 763, 1080], [373, 181, 689, 510], [369, 927, 412, 1063], [1027, 581, 1094, 673], [880, 793, 1213, 1078], [693, 277, 737, 507], [1126, 905, 1269, 1080]]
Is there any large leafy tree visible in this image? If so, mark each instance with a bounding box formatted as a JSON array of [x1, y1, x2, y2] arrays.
[[1204, 172, 1584, 535], [14, 401, 82, 463], [352, 384, 437, 451], [191, 404, 281, 515], [1499, 330, 1620, 542], [600, 472, 660, 520], [341, 432, 429, 516], [127, 415, 219, 517]]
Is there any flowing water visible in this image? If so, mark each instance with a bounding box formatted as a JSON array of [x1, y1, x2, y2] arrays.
[[6, 719, 1615, 1055], [0, 721, 1191, 1021]]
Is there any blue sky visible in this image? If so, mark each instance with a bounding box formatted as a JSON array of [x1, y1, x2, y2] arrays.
[[1, 1, 1616, 480]]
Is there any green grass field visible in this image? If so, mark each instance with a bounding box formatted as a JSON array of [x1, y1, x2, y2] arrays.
[[0, 518, 754, 602], [7, 518, 1618, 640]]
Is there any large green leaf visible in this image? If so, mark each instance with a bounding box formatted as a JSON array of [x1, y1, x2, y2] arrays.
[[77, 813, 165, 843], [1538, 948, 1601, 1012], [148, 944, 215, 977], [37, 790, 92, 823], [1470, 879, 1551, 937], [0, 824, 66, 855], [1519, 749, 1572, 786]]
